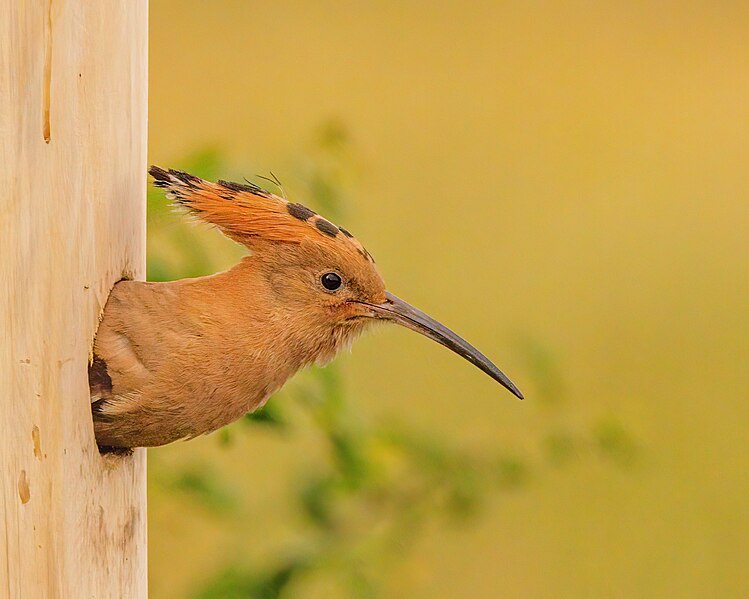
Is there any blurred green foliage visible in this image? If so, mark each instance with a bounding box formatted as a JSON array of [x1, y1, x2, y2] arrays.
[[145, 4, 749, 595], [146, 123, 636, 598]]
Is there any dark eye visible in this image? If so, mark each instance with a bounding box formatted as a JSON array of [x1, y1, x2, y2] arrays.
[[321, 272, 342, 291]]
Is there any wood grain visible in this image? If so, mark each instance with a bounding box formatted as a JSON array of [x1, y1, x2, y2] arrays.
[[0, 1, 148, 596]]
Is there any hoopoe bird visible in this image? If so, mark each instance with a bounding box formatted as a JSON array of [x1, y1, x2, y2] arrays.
[[89, 166, 523, 448]]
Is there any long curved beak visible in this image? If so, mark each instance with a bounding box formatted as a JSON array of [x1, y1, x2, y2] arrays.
[[359, 292, 523, 399]]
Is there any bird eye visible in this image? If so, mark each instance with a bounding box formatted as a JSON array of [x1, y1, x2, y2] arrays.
[[321, 272, 342, 291]]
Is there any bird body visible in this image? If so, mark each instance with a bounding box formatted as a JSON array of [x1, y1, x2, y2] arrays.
[[90, 167, 522, 448]]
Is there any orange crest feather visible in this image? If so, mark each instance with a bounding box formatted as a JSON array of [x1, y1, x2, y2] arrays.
[[149, 166, 375, 263]]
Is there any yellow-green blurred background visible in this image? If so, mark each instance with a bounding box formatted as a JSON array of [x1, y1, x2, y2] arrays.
[[147, 2, 749, 597]]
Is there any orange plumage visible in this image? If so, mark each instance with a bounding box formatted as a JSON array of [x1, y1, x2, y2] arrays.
[[90, 167, 522, 448]]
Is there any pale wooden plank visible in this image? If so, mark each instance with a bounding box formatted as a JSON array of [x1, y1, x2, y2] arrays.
[[0, 1, 148, 596]]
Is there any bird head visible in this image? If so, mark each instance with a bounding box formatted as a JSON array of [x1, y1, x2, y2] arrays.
[[150, 166, 523, 399]]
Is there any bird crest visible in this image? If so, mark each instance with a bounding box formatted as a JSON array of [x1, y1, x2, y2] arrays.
[[149, 166, 375, 263]]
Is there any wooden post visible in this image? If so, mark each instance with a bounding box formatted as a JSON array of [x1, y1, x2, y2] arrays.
[[0, 2, 148, 597]]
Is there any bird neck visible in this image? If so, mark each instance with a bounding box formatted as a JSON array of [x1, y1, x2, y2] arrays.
[[182, 257, 362, 376]]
